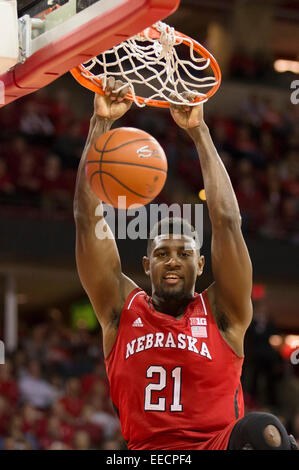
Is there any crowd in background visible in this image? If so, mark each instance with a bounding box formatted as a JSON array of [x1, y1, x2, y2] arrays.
[[0, 87, 298, 243], [0, 314, 125, 450]]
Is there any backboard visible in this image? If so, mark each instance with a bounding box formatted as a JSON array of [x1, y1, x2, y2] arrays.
[[0, 0, 180, 107]]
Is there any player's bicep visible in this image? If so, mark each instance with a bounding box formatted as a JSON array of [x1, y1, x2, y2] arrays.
[[75, 227, 137, 326], [211, 219, 253, 329]]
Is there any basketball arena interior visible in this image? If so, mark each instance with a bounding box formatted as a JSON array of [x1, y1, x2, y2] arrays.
[[0, 0, 298, 450]]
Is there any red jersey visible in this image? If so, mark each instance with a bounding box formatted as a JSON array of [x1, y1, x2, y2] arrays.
[[105, 288, 244, 450]]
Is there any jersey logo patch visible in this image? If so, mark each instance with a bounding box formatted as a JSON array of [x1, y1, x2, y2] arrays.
[[191, 325, 207, 338], [132, 317, 144, 327], [190, 317, 207, 326]]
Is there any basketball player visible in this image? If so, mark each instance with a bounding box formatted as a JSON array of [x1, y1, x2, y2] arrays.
[[74, 77, 297, 450]]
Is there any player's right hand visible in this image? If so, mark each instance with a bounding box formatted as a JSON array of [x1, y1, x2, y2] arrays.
[[169, 91, 204, 130], [94, 77, 132, 121]]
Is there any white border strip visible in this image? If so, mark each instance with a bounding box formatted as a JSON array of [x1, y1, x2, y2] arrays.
[[199, 293, 208, 316], [128, 290, 143, 309]]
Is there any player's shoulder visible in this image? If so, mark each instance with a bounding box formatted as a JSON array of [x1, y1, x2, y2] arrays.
[[123, 286, 147, 310]]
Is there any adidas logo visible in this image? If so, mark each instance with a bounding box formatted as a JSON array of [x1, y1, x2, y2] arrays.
[[132, 317, 144, 327]]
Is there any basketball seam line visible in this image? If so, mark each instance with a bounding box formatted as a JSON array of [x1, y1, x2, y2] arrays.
[[94, 137, 155, 154], [86, 160, 167, 173], [90, 171, 153, 199]]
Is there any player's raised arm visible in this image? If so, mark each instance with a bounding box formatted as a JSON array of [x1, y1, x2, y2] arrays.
[[169, 94, 252, 356], [74, 78, 138, 354]]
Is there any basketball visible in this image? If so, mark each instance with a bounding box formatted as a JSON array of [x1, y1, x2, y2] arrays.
[[85, 127, 168, 209]]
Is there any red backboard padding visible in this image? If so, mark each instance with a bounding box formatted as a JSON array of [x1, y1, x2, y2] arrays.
[[0, 0, 180, 107]]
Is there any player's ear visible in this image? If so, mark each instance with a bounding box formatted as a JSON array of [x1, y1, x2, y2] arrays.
[[142, 256, 150, 276], [197, 255, 205, 276]]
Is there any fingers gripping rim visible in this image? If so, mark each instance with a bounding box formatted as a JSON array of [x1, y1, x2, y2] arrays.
[[70, 26, 221, 108]]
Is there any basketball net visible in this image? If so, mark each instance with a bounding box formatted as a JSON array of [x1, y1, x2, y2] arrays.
[[70, 21, 221, 108]]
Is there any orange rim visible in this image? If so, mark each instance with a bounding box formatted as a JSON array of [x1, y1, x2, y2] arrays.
[[70, 27, 221, 108]]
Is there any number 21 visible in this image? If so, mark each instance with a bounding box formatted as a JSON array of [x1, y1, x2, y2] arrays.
[[144, 366, 183, 412]]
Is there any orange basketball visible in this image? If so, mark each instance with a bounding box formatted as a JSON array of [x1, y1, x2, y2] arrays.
[[85, 127, 168, 209]]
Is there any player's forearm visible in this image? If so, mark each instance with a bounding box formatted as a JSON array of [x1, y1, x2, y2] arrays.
[[73, 115, 114, 225], [187, 124, 241, 226]]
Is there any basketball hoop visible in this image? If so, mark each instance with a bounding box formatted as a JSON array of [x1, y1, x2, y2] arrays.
[[70, 21, 221, 108]]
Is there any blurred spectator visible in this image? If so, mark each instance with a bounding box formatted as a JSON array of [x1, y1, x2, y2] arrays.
[[4, 414, 33, 450], [39, 414, 74, 450], [53, 121, 85, 169], [0, 158, 15, 199], [233, 125, 264, 166], [45, 331, 72, 377], [3, 135, 29, 175], [18, 360, 61, 409], [88, 394, 119, 440], [279, 197, 299, 244], [238, 94, 266, 128], [161, 125, 180, 174], [35, 89, 75, 135], [219, 150, 234, 175], [51, 399, 68, 421], [22, 403, 43, 434], [236, 158, 254, 179], [101, 436, 125, 450], [54, 90, 75, 132], [0, 396, 11, 437], [259, 129, 277, 161], [1, 436, 17, 450], [280, 150, 299, 198], [67, 329, 95, 377], [259, 202, 282, 240], [13, 349, 28, 379], [59, 378, 85, 421], [23, 324, 48, 363], [73, 430, 92, 450], [244, 297, 284, 409], [20, 404, 42, 449], [229, 49, 259, 80], [80, 362, 108, 398], [211, 121, 234, 155], [1, 434, 32, 450], [262, 98, 284, 132], [19, 101, 55, 137], [47, 441, 71, 450], [0, 359, 19, 406], [14, 152, 41, 206], [235, 175, 265, 232], [75, 405, 103, 447], [0, 101, 20, 136], [41, 154, 73, 212]]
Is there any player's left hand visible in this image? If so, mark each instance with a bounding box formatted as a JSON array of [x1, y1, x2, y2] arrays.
[[94, 77, 132, 121], [169, 91, 204, 130]]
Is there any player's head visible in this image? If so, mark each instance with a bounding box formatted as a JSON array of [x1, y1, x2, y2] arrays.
[[143, 217, 205, 301]]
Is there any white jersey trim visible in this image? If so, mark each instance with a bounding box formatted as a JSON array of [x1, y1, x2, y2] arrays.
[[128, 290, 143, 310], [199, 293, 208, 316]]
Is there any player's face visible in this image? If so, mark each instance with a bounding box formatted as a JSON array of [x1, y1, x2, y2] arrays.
[[143, 234, 204, 300]]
